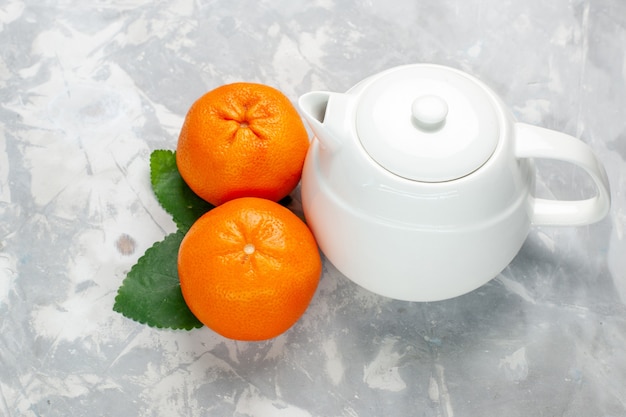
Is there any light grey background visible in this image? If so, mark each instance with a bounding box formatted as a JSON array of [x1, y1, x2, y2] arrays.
[[1, 0, 625, 416]]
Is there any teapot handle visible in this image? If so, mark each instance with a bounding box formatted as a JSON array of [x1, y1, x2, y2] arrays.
[[514, 123, 611, 226]]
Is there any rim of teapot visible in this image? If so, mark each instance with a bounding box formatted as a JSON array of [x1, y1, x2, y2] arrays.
[[300, 64, 504, 182]]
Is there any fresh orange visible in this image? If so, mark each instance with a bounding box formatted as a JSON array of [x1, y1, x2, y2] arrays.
[[176, 82, 310, 206], [178, 197, 322, 341]]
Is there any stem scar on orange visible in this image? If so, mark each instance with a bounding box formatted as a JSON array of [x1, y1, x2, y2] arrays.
[[176, 82, 310, 206], [177, 197, 322, 341]]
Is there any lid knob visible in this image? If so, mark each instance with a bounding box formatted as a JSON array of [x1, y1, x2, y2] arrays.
[[411, 95, 448, 130]]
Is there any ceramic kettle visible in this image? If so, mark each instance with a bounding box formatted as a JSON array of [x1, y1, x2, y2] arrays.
[[298, 64, 611, 302]]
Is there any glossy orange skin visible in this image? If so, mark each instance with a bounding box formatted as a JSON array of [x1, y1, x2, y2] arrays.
[[178, 197, 322, 341], [176, 82, 310, 206]]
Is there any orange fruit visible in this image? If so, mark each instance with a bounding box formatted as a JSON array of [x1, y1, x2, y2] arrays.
[[178, 197, 322, 341], [176, 82, 310, 206]]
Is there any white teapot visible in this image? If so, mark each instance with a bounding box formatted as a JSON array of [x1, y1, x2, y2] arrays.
[[298, 64, 611, 302]]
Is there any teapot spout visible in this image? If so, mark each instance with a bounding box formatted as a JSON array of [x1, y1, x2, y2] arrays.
[[299, 91, 330, 124], [298, 91, 345, 152]]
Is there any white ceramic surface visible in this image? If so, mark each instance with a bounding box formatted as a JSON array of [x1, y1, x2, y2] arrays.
[[299, 64, 610, 301]]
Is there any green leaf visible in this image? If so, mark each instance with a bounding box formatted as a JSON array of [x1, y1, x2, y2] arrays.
[[113, 230, 203, 330], [150, 149, 214, 233], [115, 148, 301, 330]]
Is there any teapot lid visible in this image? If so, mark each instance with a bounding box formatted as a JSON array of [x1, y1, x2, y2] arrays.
[[356, 65, 500, 182]]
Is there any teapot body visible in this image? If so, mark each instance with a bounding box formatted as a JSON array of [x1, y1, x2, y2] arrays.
[[299, 64, 610, 302], [301, 97, 534, 301]]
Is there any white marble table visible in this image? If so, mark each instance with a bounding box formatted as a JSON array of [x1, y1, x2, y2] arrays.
[[1, 0, 625, 416]]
